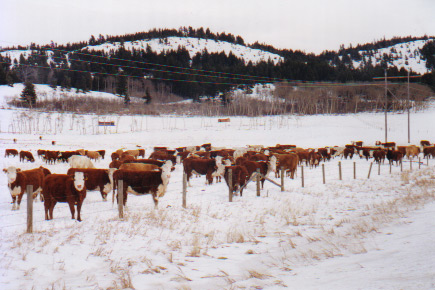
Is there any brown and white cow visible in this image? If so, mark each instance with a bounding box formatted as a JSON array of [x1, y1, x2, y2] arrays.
[[66, 168, 115, 201], [19, 150, 35, 162], [406, 145, 420, 159], [112, 162, 172, 208], [3, 166, 51, 210], [5, 149, 18, 158], [273, 153, 299, 179], [373, 149, 386, 164], [119, 163, 160, 171], [224, 165, 249, 196], [183, 158, 223, 186], [386, 149, 403, 166], [43, 172, 87, 221]]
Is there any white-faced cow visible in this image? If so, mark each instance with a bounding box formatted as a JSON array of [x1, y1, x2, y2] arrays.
[[66, 168, 115, 201], [43, 172, 87, 221], [3, 166, 51, 210]]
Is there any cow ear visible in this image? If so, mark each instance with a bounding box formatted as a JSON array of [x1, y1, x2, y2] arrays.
[[2, 168, 6, 173], [16, 168, 21, 172]]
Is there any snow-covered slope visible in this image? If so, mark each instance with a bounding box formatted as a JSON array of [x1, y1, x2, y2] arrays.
[[85, 36, 284, 65], [352, 39, 433, 74]]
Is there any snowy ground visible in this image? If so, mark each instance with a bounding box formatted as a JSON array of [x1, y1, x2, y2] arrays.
[[0, 86, 435, 289]]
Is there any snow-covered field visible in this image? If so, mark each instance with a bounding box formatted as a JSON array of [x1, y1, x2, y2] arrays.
[[0, 84, 435, 289]]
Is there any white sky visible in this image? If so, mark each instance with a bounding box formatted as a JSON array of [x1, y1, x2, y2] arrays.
[[0, 0, 434, 54]]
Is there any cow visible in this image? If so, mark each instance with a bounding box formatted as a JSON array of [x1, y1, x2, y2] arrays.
[[273, 153, 299, 179], [382, 142, 396, 150], [386, 149, 403, 166], [317, 148, 331, 161], [111, 152, 120, 161], [342, 147, 355, 159], [309, 151, 322, 168], [183, 158, 223, 186], [406, 145, 420, 159], [123, 149, 140, 159], [119, 163, 160, 171], [44, 150, 61, 164], [43, 172, 87, 221], [373, 149, 386, 164], [3, 166, 51, 210], [86, 151, 101, 161], [97, 150, 106, 159], [224, 165, 249, 196], [68, 155, 95, 169], [149, 151, 177, 164], [66, 168, 115, 201], [236, 158, 274, 189], [112, 162, 172, 208], [109, 160, 124, 169], [423, 146, 435, 159], [19, 151, 35, 162], [138, 149, 145, 158], [296, 151, 311, 166], [351, 141, 363, 147], [5, 149, 19, 158], [59, 151, 81, 163], [37, 149, 46, 159], [420, 140, 431, 147]]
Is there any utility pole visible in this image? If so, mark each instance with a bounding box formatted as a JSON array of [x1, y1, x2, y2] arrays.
[[384, 69, 388, 143], [407, 70, 410, 143]]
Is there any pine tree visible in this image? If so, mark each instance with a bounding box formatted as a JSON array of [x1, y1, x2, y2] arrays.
[[20, 81, 37, 107]]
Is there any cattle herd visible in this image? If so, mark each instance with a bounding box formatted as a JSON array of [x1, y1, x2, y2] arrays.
[[3, 140, 435, 222]]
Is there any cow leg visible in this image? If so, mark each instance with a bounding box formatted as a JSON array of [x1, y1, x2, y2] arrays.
[[49, 202, 56, 220], [68, 201, 75, 220], [16, 193, 24, 210], [44, 201, 50, 220], [76, 202, 82, 222], [152, 193, 159, 209], [11, 196, 17, 211]]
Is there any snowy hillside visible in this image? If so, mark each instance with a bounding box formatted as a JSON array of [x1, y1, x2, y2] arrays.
[[85, 36, 284, 65], [352, 39, 433, 74]]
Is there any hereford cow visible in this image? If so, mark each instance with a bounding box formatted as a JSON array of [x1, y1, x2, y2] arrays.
[[406, 145, 420, 159], [387, 149, 403, 166], [224, 165, 249, 196], [273, 153, 299, 179], [44, 150, 61, 164], [183, 158, 223, 186], [43, 172, 87, 221], [119, 163, 160, 171], [97, 150, 106, 159], [19, 151, 35, 162], [66, 168, 115, 201], [3, 166, 51, 210], [68, 155, 95, 169], [342, 147, 355, 159], [423, 146, 435, 159], [373, 149, 386, 164], [59, 151, 81, 163], [109, 160, 124, 169], [5, 149, 19, 158], [420, 140, 431, 147], [149, 151, 177, 163], [86, 151, 101, 161], [112, 163, 172, 208]]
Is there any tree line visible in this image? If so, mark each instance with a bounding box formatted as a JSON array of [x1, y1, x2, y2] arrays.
[[0, 28, 434, 105]]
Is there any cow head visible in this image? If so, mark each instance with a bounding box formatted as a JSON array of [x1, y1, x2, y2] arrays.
[[3, 166, 19, 184], [158, 162, 172, 197], [72, 172, 86, 191], [268, 155, 277, 174]]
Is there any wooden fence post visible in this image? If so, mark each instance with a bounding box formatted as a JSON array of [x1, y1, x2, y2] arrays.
[[338, 161, 342, 180], [118, 180, 124, 219], [182, 172, 187, 208], [301, 165, 304, 188], [322, 164, 325, 184], [400, 160, 403, 172], [378, 162, 381, 175], [228, 169, 233, 202], [26, 185, 33, 234], [367, 162, 373, 179], [390, 162, 392, 174], [419, 158, 421, 169], [410, 159, 412, 171], [353, 162, 356, 179], [280, 167, 284, 192], [256, 169, 260, 197], [427, 157, 429, 166]]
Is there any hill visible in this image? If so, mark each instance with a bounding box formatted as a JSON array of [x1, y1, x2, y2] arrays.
[[0, 28, 434, 102]]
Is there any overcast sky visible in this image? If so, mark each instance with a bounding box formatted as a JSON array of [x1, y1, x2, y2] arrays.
[[1, 0, 434, 54]]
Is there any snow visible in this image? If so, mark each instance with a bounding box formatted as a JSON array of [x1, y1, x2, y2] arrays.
[[0, 84, 435, 290], [85, 36, 284, 65], [352, 39, 433, 75]]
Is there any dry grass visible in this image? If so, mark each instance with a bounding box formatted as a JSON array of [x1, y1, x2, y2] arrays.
[[247, 269, 273, 280]]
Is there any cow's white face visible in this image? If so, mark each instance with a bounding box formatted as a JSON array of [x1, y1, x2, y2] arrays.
[[223, 159, 232, 166], [215, 156, 223, 165], [161, 163, 172, 186], [4, 166, 18, 184], [268, 156, 277, 173], [73, 172, 86, 191], [212, 163, 225, 178]]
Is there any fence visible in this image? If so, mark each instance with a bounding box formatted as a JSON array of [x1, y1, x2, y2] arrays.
[[1, 157, 431, 233]]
